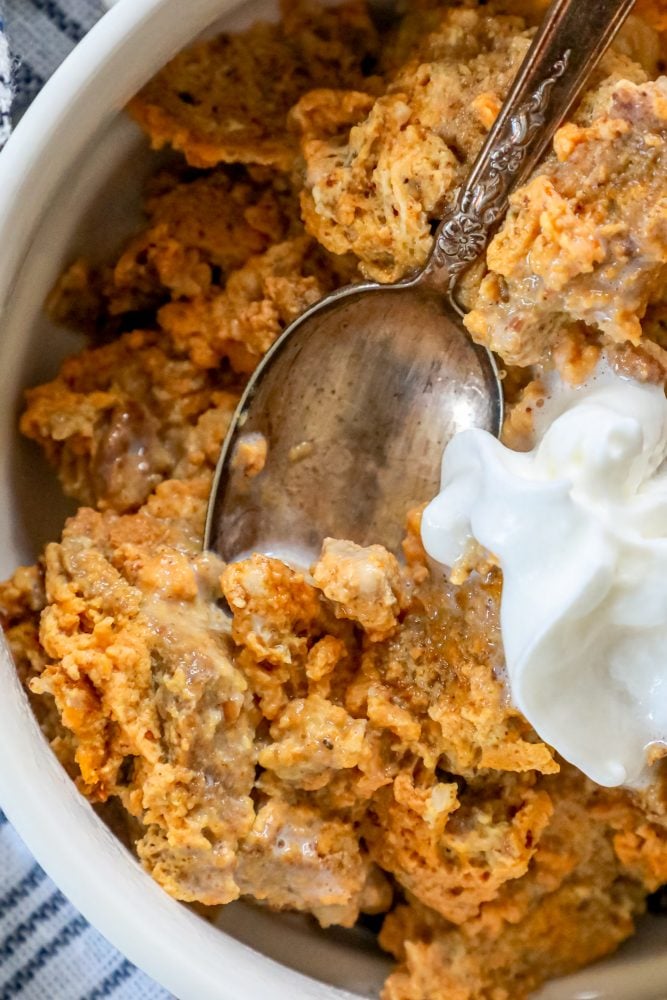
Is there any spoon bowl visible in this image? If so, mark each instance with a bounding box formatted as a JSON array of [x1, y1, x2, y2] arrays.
[[205, 282, 501, 562]]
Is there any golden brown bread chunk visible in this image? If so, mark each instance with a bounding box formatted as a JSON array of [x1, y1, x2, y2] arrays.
[[380, 773, 648, 1000], [0, 564, 73, 767], [466, 78, 667, 365], [128, 0, 380, 170], [378, 0, 545, 77], [294, 6, 534, 281], [220, 553, 357, 721], [258, 694, 367, 791], [20, 329, 241, 512], [25, 482, 257, 905], [364, 771, 553, 924], [235, 798, 384, 927], [28, 235, 353, 511], [158, 235, 345, 372], [312, 538, 406, 641], [48, 167, 299, 336], [347, 564, 559, 776], [108, 168, 299, 312], [5, 509, 667, 993], [294, 6, 655, 286]]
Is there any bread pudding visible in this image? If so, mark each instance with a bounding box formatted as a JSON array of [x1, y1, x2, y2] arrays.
[[2, 2, 667, 997]]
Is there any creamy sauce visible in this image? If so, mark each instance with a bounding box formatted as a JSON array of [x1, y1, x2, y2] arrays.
[[422, 366, 667, 787]]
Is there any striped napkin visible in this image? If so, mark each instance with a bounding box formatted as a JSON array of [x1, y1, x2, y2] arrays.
[[0, 3, 173, 997], [0, 5, 9, 147]]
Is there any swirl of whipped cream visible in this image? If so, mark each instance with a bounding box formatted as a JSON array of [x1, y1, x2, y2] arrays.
[[422, 366, 667, 787]]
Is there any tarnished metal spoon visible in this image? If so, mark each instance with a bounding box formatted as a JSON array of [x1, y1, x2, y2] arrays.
[[206, 0, 634, 564]]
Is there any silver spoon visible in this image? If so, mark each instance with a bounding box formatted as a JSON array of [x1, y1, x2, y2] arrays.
[[206, 0, 635, 564]]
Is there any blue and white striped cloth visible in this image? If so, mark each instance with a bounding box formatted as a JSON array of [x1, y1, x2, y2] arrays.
[[0, 808, 170, 999], [3, 0, 100, 119], [0, 3, 172, 997]]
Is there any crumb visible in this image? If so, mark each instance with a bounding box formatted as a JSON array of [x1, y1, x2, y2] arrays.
[[232, 433, 267, 479]]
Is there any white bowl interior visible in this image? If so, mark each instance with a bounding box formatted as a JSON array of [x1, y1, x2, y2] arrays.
[[0, 1, 666, 998]]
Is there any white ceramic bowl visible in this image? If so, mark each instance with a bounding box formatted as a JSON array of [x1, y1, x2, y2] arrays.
[[0, 2, 666, 997]]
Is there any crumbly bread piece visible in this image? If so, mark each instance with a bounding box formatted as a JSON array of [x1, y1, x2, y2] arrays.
[[128, 0, 380, 170], [466, 78, 667, 365], [347, 562, 559, 777], [294, 5, 654, 285], [235, 798, 385, 927], [19, 329, 241, 512], [108, 168, 299, 313], [28, 231, 353, 512], [21, 481, 257, 905], [380, 770, 648, 1000], [364, 771, 554, 925], [157, 235, 345, 372], [294, 7, 534, 281], [5, 521, 667, 991]]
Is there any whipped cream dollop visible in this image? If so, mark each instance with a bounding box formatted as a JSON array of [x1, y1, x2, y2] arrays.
[[422, 365, 667, 787]]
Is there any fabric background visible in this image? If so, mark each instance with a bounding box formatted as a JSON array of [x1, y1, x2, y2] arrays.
[[0, 3, 173, 997]]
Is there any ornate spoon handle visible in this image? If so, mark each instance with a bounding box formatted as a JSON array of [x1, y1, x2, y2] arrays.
[[421, 0, 636, 292]]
